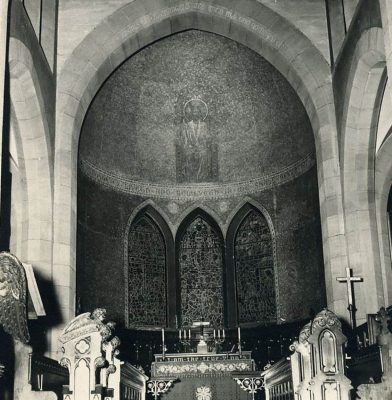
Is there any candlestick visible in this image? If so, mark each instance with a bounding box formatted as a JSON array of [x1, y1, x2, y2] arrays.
[[179, 329, 181, 339], [213, 329, 216, 339], [218, 329, 221, 339], [238, 326, 242, 357], [162, 328, 165, 360], [189, 329, 191, 339], [223, 329, 225, 339]]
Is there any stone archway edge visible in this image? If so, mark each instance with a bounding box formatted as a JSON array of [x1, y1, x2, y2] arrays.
[[53, 0, 348, 355]]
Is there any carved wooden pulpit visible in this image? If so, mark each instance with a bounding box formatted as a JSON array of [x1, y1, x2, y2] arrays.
[[0, 252, 51, 400]]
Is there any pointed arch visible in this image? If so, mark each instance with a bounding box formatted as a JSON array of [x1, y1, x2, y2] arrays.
[[176, 208, 225, 327], [174, 203, 225, 238], [376, 133, 392, 307], [341, 27, 388, 319], [8, 38, 53, 280], [226, 202, 278, 327], [124, 204, 175, 328], [9, 110, 28, 258], [54, 0, 345, 333], [124, 199, 174, 237]]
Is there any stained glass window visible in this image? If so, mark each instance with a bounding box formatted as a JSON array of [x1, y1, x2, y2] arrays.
[[179, 216, 224, 327], [128, 215, 167, 327], [235, 209, 276, 324]]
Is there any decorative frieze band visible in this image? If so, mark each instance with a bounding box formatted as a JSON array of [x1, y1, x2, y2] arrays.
[[80, 154, 315, 201], [152, 360, 253, 376], [118, 2, 284, 51]]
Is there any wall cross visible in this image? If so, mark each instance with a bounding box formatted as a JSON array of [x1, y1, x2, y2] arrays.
[[336, 267, 363, 329]]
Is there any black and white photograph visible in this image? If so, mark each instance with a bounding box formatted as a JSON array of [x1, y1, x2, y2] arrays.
[[0, 0, 391, 399]]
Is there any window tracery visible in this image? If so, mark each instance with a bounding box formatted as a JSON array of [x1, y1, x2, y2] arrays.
[[179, 216, 224, 327], [235, 209, 276, 324], [127, 215, 167, 327]]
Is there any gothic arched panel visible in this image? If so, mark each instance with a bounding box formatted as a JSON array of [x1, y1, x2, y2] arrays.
[[127, 213, 167, 327], [178, 214, 224, 327], [234, 207, 277, 324]]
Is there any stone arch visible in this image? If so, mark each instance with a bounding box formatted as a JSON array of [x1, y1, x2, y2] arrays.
[[174, 203, 225, 239], [54, 0, 346, 329], [8, 38, 53, 280], [124, 199, 174, 238], [341, 28, 387, 319], [9, 109, 28, 258], [375, 134, 392, 305], [226, 197, 276, 240]]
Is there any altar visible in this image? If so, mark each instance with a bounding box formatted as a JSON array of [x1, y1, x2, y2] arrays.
[[147, 323, 263, 400], [150, 352, 256, 400]]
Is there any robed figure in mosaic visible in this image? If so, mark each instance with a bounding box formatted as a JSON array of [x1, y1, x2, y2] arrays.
[[176, 98, 218, 183]]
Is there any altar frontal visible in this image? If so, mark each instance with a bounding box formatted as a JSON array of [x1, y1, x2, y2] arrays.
[[148, 322, 262, 400]]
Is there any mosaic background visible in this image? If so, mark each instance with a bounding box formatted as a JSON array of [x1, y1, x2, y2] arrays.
[[77, 30, 325, 327], [79, 30, 314, 185]]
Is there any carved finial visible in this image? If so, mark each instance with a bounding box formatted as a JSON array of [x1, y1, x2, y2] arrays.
[[299, 322, 312, 344], [111, 336, 121, 349], [106, 321, 116, 330], [137, 365, 145, 374], [312, 308, 342, 330], [91, 308, 106, 322]]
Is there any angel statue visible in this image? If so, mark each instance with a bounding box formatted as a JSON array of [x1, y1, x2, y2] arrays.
[[0, 252, 30, 344]]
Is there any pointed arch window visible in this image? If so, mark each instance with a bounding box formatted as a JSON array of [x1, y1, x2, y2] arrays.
[[127, 213, 167, 327], [178, 214, 224, 327], [234, 206, 277, 324]]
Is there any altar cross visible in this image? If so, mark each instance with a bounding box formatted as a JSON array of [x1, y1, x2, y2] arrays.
[[336, 267, 363, 329], [192, 320, 210, 336]]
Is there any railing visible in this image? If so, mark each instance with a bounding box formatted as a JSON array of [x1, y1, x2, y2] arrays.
[[346, 345, 382, 388], [261, 359, 294, 400], [118, 362, 146, 400], [29, 353, 68, 397]]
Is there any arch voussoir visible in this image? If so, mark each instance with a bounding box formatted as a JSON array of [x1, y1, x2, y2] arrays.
[[341, 28, 388, 318], [53, 0, 346, 342], [8, 38, 53, 286]]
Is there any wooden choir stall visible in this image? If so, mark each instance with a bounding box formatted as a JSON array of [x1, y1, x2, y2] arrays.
[[58, 309, 148, 400]]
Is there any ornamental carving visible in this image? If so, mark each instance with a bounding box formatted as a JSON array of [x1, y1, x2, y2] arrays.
[[59, 357, 71, 372], [196, 386, 212, 400], [312, 309, 341, 330], [60, 309, 113, 343], [94, 356, 106, 369], [155, 361, 251, 375], [299, 322, 311, 344], [80, 153, 314, 201], [75, 338, 90, 355]]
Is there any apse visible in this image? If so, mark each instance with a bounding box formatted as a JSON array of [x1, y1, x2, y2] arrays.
[[77, 30, 325, 330]]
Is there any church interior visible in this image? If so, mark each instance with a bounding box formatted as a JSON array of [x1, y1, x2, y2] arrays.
[[1, 0, 392, 399]]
